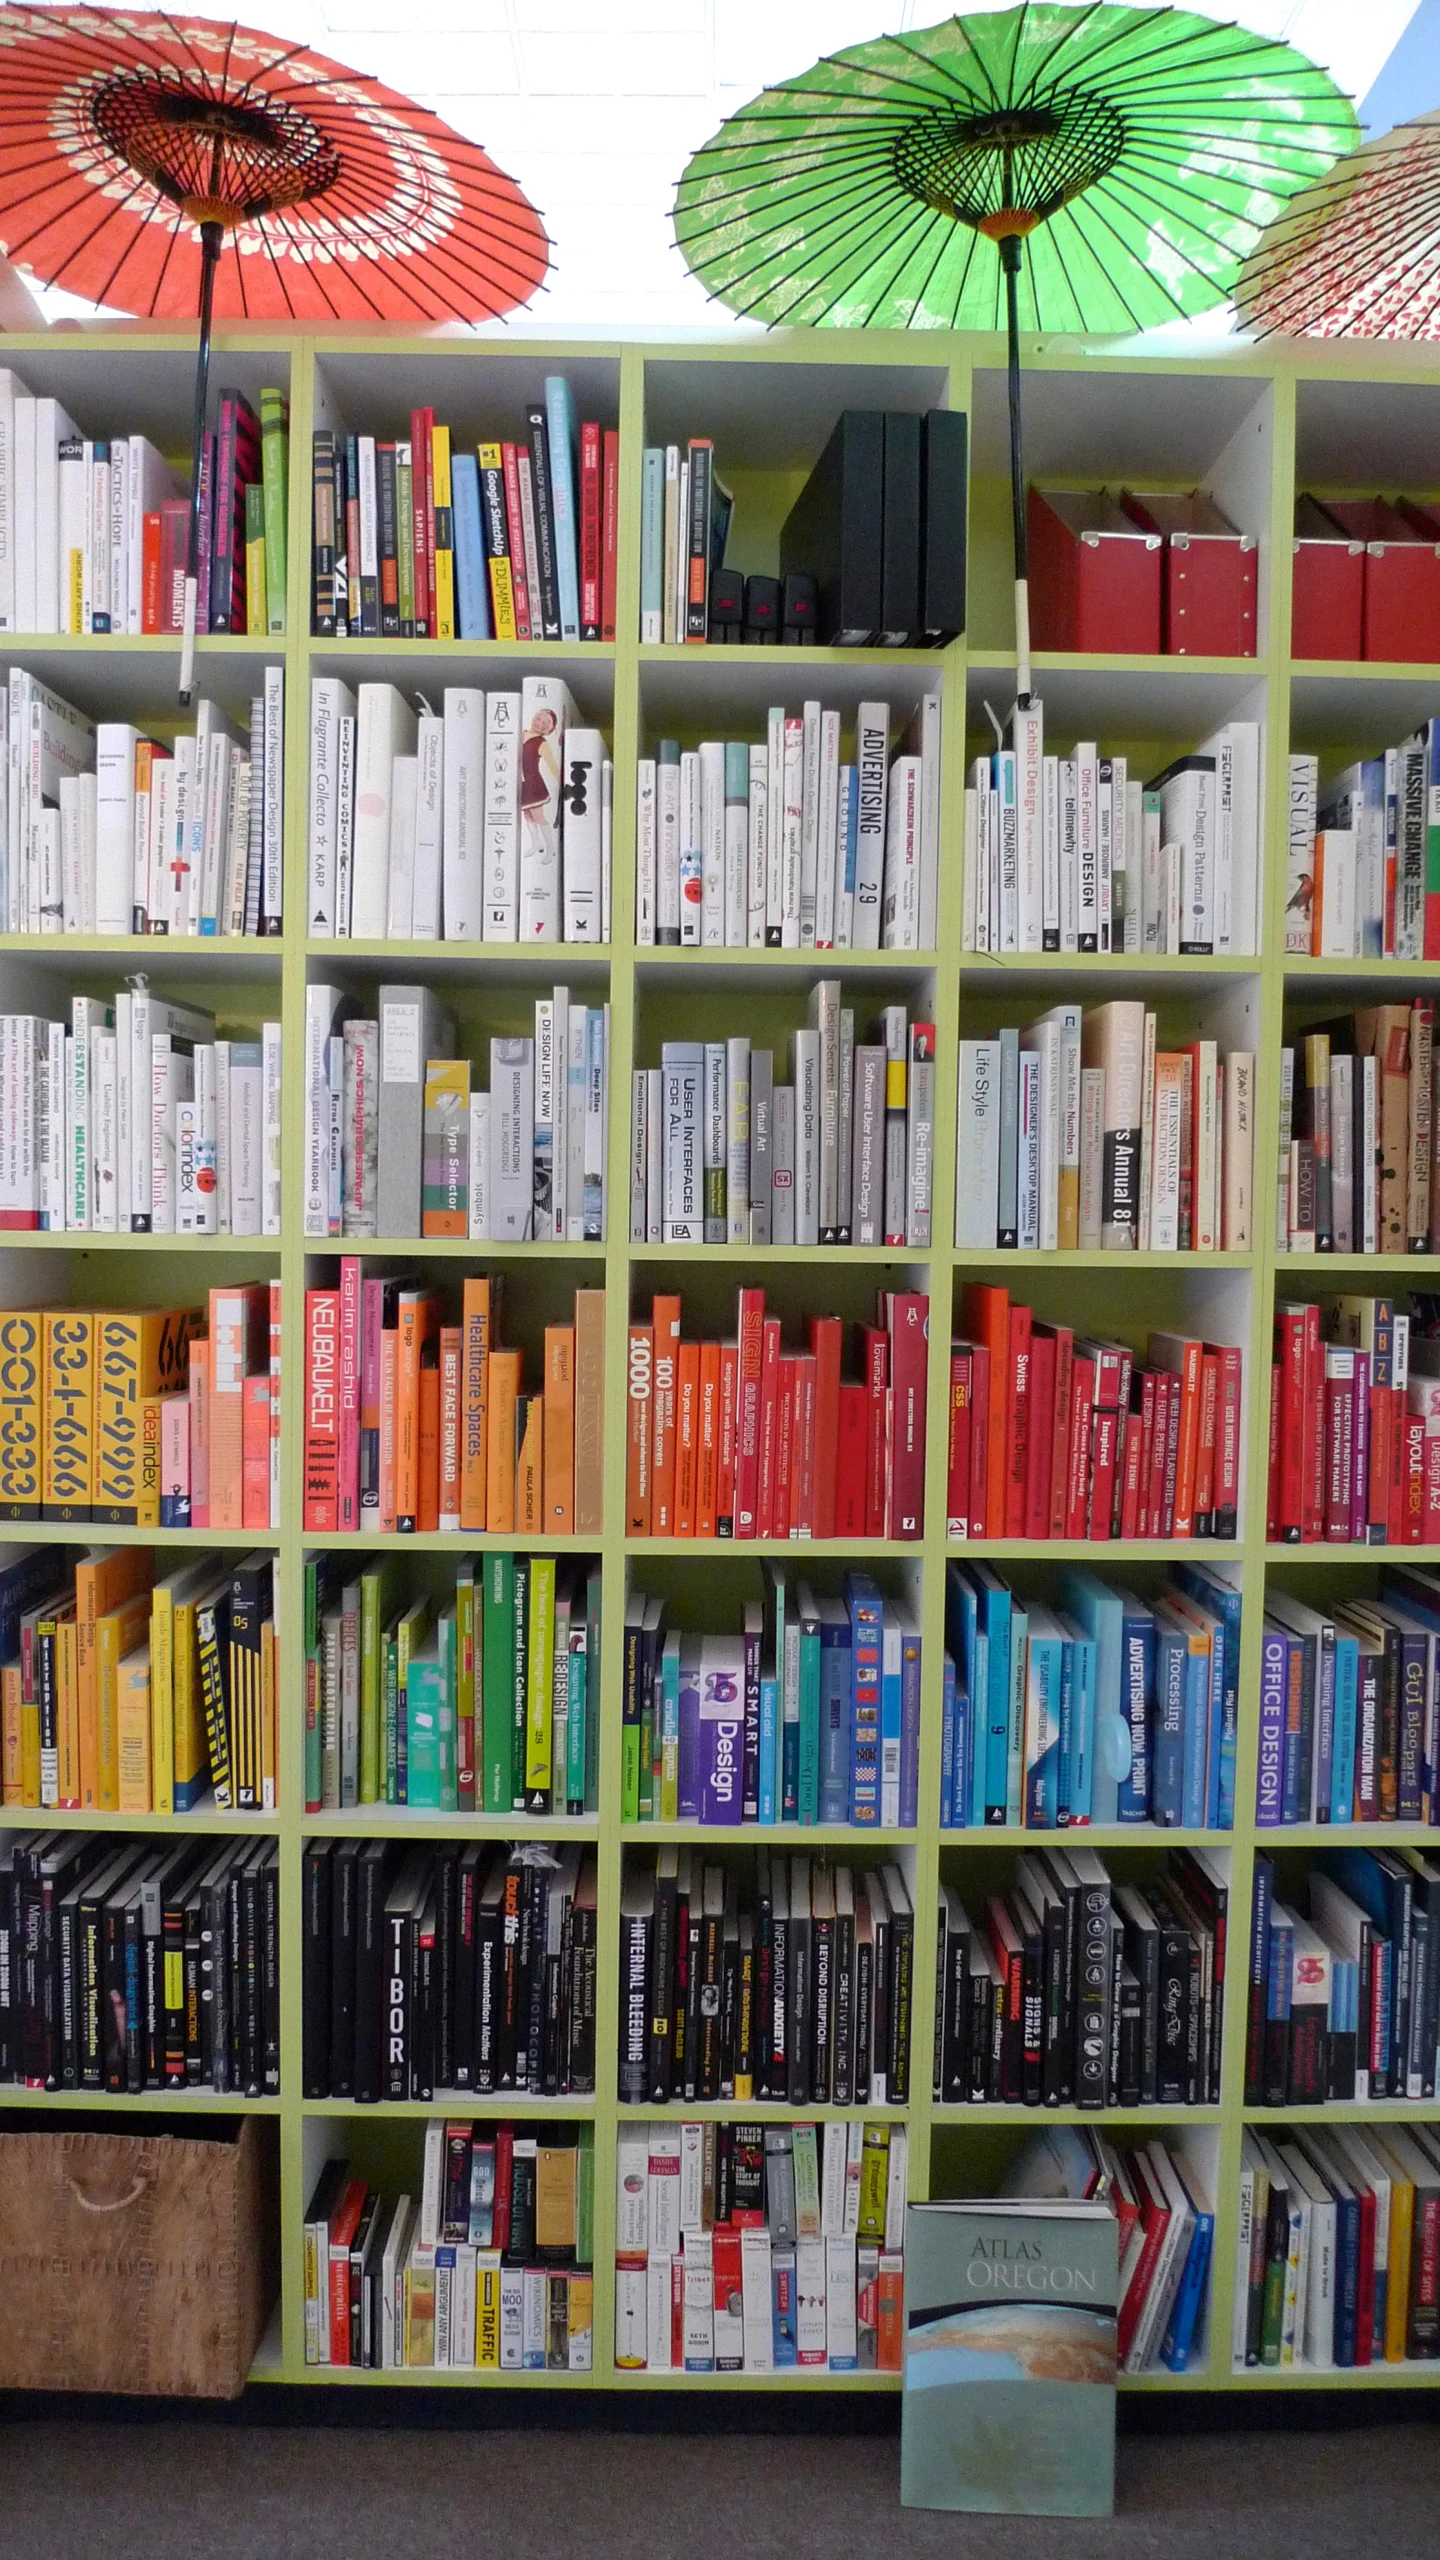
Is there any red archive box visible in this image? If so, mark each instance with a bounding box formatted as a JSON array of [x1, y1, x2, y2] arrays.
[[1321, 496, 1440, 662], [1292, 494, 1363, 659], [1026, 485, 1162, 653], [1118, 488, 1257, 655]]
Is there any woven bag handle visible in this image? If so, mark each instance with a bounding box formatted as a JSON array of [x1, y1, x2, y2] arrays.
[[63, 2169, 151, 2214]]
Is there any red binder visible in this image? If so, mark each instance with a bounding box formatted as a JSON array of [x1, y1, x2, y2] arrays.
[[1292, 494, 1364, 660], [1027, 486, 1162, 654], [1119, 488, 1256, 656], [1322, 497, 1440, 663]]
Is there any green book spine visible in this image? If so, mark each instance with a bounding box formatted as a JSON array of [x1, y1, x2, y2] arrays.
[[303, 1560, 322, 1812], [359, 1570, 380, 1804], [456, 1567, 475, 1811], [438, 1607, 457, 1811], [260, 387, 288, 634], [621, 1614, 641, 1826], [525, 1555, 556, 1808], [639, 1685, 654, 1822], [511, 1557, 530, 1813], [382, 1630, 399, 1804], [584, 1567, 602, 1814], [566, 1628, 587, 1814], [405, 1649, 442, 1809], [482, 1551, 515, 1814]]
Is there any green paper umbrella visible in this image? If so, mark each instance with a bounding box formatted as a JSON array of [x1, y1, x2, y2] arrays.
[[674, 4, 1357, 696]]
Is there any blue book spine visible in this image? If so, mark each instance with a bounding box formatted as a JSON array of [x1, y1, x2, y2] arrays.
[[1023, 1633, 1062, 1828], [1181, 1640, 1209, 1830], [1152, 1628, 1187, 1825], [983, 1588, 1011, 1824], [846, 1576, 882, 1825], [839, 766, 858, 911], [953, 1678, 970, 1828], [544, 375, 581, 640], [1203, 1615, 1226, 1830], [819, 1617, 849, 1825], [1069, 1630, 1096, 1823], [798, 1618, 822, 1824], [451, 452, 490, 640], [971, 1628, 990, 1828], [880, 1614, 904, 1827], [677, 1656, 700, 1821], [940, 1652, 955, 1832], [899, 1622, 921, 1828], [1266, 1908, 1293, 2046], [405, 1659, 442, 1808], [1333, 2193, 1360, 2366], [758, 1673, 778, 1825], [1116, 1607, 1154, 1822], [639, 448, 664, 636], [159, 1492, 190, 1528], [1160, 2213, 1214, 2371], [1278, 1632, 1304, 1823], [1055, 1639, 1075, 1825], [1331, 1635, 1358, 1822], [1313, 1633, 1336, 1826], [1255, 1629, 1287, 1825]]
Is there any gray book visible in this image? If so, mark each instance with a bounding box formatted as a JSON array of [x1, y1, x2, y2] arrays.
[[807, 976, 841, 1241], [907, 1028, 934, 1248], [837, 1006, 855, 1242], [704, 1039, 727, 1243], [749, 1048, 773, 1244], [852, 1046, 886, 1245], [793, 1027, 820, 1247], [661, 1040, 703, 1241], [489, 1037, 535, 1240], [997, 1023, 1020, 1249], [772, 1083, 796, 1245], [376, 982, 455, 1239]]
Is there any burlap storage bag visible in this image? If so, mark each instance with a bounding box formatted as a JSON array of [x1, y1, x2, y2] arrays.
[[0, 2115, 278, 2395]]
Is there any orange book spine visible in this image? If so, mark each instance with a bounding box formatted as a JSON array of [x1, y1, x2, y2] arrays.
[[438, 1325, 462, 1533], [1171, 1338, 1204, 1537], [650, 1293, 682, 1535], [417, 1353, 441, 1534], [717, 1342, 737, 1536], [268, 1277, 282, 1536], [517, 1394, 543, 1533], [208, 1287, 260, 1532], [396, 1294, 437, 1532], [696, 1340, 720, 1538], [573, 1288, 606, 1536], [378, 1326, 398, 1533], [459, 1278, 493, 1534], [486, 1349, 522, 1537], [188, 1333, 211, 1529], [544, 1324, 575, 1533], [675, 1340, 700, 1538], [242, 1375, 270, 1529], [302, 1290, 339, 1534], [1, 1659, 23, 1803], [76, 1547, 154, 1809], [626, 1324, 653, 1534]]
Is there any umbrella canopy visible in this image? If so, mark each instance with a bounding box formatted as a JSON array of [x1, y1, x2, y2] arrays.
[[1233, 110, 1440, 339], [0, 6, 550, 324], [673, 5, 1357, 698]]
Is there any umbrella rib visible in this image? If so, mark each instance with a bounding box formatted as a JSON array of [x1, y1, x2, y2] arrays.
[[675, 156, 919, 250], [297, 168, 547, 303], [1089, 167, 1251, 285], [19, 167, 160, 301], [847, 197, 958, 326], [875, 27, 1001, 113], [676, 177, 937, 304], [1012, 0, 1110, 108], [721, 187, 947, 325], [87, 189, 183, 313], [0, 160, 160, 266], [1063, 192, 1195, 321]]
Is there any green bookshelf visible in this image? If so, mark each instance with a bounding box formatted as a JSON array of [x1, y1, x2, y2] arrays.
[[3, 321, 1440, 2396]]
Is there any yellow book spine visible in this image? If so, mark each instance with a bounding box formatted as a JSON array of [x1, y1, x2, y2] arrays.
[[116, 1649, 152, 1812], [68, 545, 84, 635], [56, 1618, 80, 1807], [95, 1615, 120, 1809], [137, 1392, 167, 1528], [476, 2254, 501, 2367], [95, 1310, 167, 1523], [172, 1598, 207, 1808], [525, 1554, 555, 1796], [42, 1311, 94, 1521], [261, 1617, 277, 1811], [477, 443, 517, 641], [431, 422, 455, 639], [1385, 2178, 1414, 2362], [19, 1694, 40, 1805], [1, 1659, 23, 1802], [246, 533, 267, 635], [0, 1310, 45, 1518], [150, 1586, 174, 1816]]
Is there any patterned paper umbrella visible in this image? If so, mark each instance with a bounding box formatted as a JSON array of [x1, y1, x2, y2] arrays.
[[1233, 110, 1440, 339], [674, 4, 1356, 699], [0, 6, 550, 691]]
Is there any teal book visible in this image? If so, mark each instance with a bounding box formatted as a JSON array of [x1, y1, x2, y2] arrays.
[[901, 2199, 1117, 2518], [404, 1642, 443, 1809]]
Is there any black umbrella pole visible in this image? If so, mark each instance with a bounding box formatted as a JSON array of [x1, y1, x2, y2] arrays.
[[179, 219, 223, 708], [1002, 234, 1032, 710]]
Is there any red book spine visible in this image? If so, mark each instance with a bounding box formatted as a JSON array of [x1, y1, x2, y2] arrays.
[[1275, 1311, 1306, 1539], [141, 511, 162, 633], [338, 1254, 361, 1533], [409, 407, 432, 636], [1046, 1326, 1074, 1538], [861, 1323, 889, 1540], [807, 1312, 843, 1540], [1267, 1363, 1281, 1543], [601, 427, 620, 641], [1004, 1302, 1032, 1538], [580, 419, 603, 638], [1160, 1369, 1183, 1536], [791, 1351, 816, 1541], [717, 1341, 737, 1536], [1389, 1384, 1407, 1545], [968, 1340, 991, 1540], [1406, 1413, 1426, 1542], [1119, 1405, 1145, 1541], [1211, 1345, 1242, 1540], [1023, 1327, 1054, 1540], [1326, 1358, 1355, 1541], [887, 1293, 928, 1540], [1066, 1354, 1096, 1538], [500, 442, 531, 638], [756, 1316, 782, 1537], [1425, 1421, 1440, 1542], [947, 1347, 973, 1537], [1088, 1404, 1118, 1541], [1109, 1345, 1134, 1536], [734, 1288, 766, 1538], [1354, 2186, 1377, 2364], [303, 1288, 340, 1533], [1302, 1303, 1325, 1542], [836, 1382, 869, 1535], [773, 1355, 796, 1542], [1368, 1379, 1391, 1540], [1136, 1370, 1158, 1538], [1143, 1372, 1169, 1540]]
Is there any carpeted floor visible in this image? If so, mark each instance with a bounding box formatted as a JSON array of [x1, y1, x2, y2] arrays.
[[1, 2414, 1438, 2560]]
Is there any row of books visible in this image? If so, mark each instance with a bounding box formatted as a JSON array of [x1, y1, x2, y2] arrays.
[[4, 674, 285, 938], [936, 1847, 1226, 2111], [1256, 1573, 1440, 1828], [307, 675, 609, 945], [1, 1545, 277, 1818], [638, 433, 732, 646], [302, 1840, 597, 2103], [1010, 2124, 1214, 2375], [624, 1289, 927, 1544], [300, 1275, 604, 1539], [311, 379, 612, 643], [942, 1562, 1239, 1834], [957, 1007, 1254, 1254], [0, 1827, 278, 2094], [633, 695, 940, 952], [1247, 1848, 1440, 2109], [1267, 1295, 1439, 1545], [303, 2121, 595, 2370], [632, 1002, 933, 1249], [1287, 732, 1440, 959], [1278, 1007, 1438, 1254], [0, 1285, 278, 1531], [615, 2118, 906, 2374], [303, 1552, 599, 1815], [305, 984, 608, 1243], [962, 709, 1260, 957], [621, 1571, 919, 1831], [947, 1294, 1244, 1548], [1234, 2122, 1440, 2369], [0, 373, 288, 636], [0, 997, 281, 1236], [618, 1848, 915, 2108]]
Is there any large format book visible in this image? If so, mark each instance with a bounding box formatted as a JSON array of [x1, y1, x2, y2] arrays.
[[901, 2198, 1117, 2516], [779, 411, 884, 646], [375, 984, 456, 1241]]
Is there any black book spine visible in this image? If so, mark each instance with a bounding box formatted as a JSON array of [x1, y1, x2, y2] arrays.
[[1117, 1963, 1143, 2109], [383, 1907, 410, 2102], [312, 431, 336, 638], [704, 1908, 727, 2103], [853, 1933, 872, 2103], [197, 1874, 219, 2090], [452, 1853, 479, 2091], [241, 1860, 262, 2095], [944, 1919, 970, 2105], [377, 442, 400, 636], [967, 1958, 990, 2102], [100, 1902, 126, 2091], [523, 1863, 547, 2091], [412, 1919, 435, 2102], [719, 1933, 739, 2100], [329, 1846, 357, 2098], [919, 407, 967, 645], [183, 1889, 204, 2085], [811, 1917, 832, 2104], [649, 1867, 676, 2102], [570, 1900, 597, 2095], [542, 1906, 563, 2097], [1074, 1879, 1111, 2110], [526, 407, 562, 639], [0, 1869, 12, 2082], [619, 1910, 649, 2103], [302, 1843, 332, 2097], [434, 1848, 457, 2096], [261, 1854, 280, 2094], [785, 1912, 809, 2107], [682, 1906, 702, 2102], [496, 1867, 521, 2090], [872, 1915, 893, 2103], [879, 411, 920, 643], [57, 1896, 79, 2088], [123, 1903, 145, 2092], [1041, 1900, 1066, 2106], [1155, 1917, 1191, 2105], [1020, 1917, 1043, 2108], [833, 1912, 854, 2107], [1106, 1922, 1124, 2107], [474, 1900, 499, 2095]]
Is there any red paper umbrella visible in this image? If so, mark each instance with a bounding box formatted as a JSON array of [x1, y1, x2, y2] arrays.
[[0, 6, 551, 689]]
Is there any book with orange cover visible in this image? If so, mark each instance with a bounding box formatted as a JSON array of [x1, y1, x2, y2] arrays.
[[210, 1284, 268, 1531], [1, 1659, 29, 1805], [674, 1340, 700, 1537], [378, 1321, 398, 1533], [544, 1324, 574, 1532], [395, 1288, 441, 1532], [573, 1288, 605, 1536], [304, 1289, 340, 1533], [486, 1347, 522, 1537], [188, 1332, 211, 1528], [242, 1375, 270, 1529], [1147, 1330, 1203, 1536], [76, 1546, 154, 1808], [717, 1341, 737, 1537], [626, 1324, 653, 1534], [517, 1395, 543, 1533], [95, 1587, 152, 1808], [417, 1350, 440, 1532], [650, 1293, 682, 1535], [460, 1275, 498, 1533], [696, 1340, 720, 1538], [438, 1325, 462, 1533]]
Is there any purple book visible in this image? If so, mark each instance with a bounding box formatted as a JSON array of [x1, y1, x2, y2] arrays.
[[1255, 1625, 1287, 1826], [698, 1635, 745, 1825]]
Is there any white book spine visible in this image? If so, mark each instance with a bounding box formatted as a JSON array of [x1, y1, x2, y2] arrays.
[[1076, 742, 1099, 947], [561, 726, 605, 941], [814, 708, 841, 949], [765, 706, 784, 943], [781, 718, 804, 948], [679, 749, 702, 946], [488, 1037, 535, 1239], [332, 713, 356, 941], [410, 712, 444, 939], [726, 1035, 750, 1244], [747, 745, 767, 947], [880, 753, 921, 951], [550, 983, 569, 1241], [629, 1069, 648, 1243], [635, 755, 657, 946], [43, 1020, 64, 1230], [852, 702, 889, 949], [661, 1049, 702, 1242], [1014, 699, 1044, 951], [954, 1040, 1000, 1247], [799, 697, 821, 946], [656, 750, 681, 943], [793, 1026, 821, 1247], [699, 737, 726, 946], [306, 679, 348, 935], [260, 1019, 282, 1234], [445, 685, 487, 941], [645, 1064, 663, 1243], [723, 753, 748, 950], [213, 1037, 232, 1232], [468, 1090, 491, 1240]]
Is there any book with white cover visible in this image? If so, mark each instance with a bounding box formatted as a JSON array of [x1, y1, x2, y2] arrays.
[[307, 676, 356, 935], [852, 700, 889, 949], [350, 683, 416, 937], [519, 673, 576, 942], [439, 686, 484, 942], [0, 367, 32, 631], [477, 687, 517, 941], [409, 711, 443, 939], [660, 1041, 702, 1243], [725, 739, 749, 948], [634, 755, 657, 944], [489, 1037, 535, 1239], [93, 724, 142, 936], [33, 395, 78, 633], [562, 726, 605, 940], [881, 754, 922, 948], [954, 1039, 1001, 1248], [793, 1026, 821, 1247], [384, 754, 418, 940], [698, 736, 725, 946]]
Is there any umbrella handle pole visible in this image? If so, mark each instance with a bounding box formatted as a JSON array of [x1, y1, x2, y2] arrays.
[[1000, 232, 1033, 710], [179, 219, 224, 709], [1014, 578, 1032, 708]]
